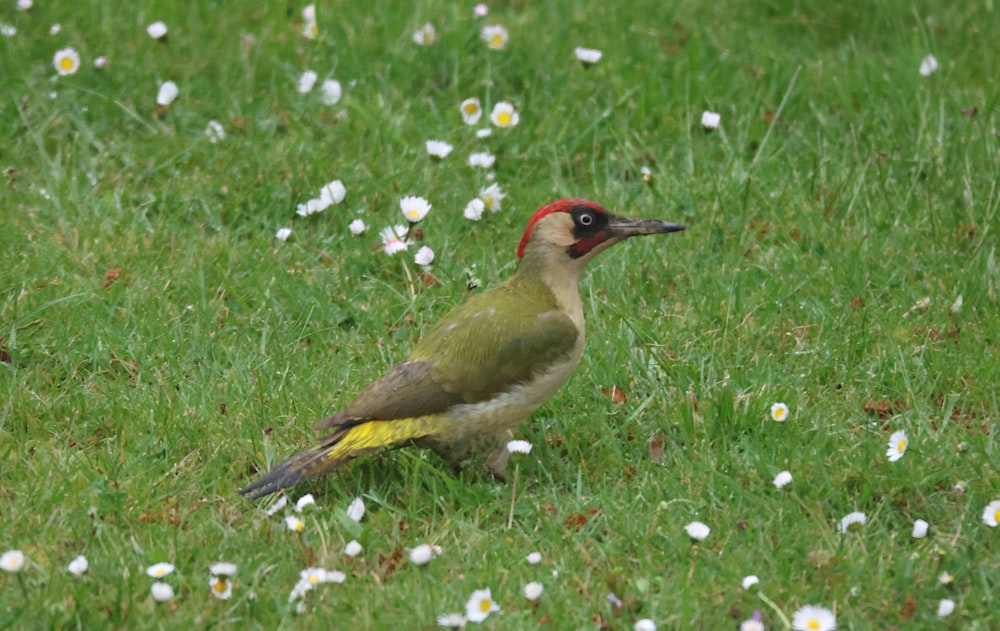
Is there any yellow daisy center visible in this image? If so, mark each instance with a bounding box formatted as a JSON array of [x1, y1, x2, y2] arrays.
[[464, 103, 479, 115], [479, 599, 491, 613], [406, 210, 419, 219], [308, 23, 318, 37], [807, 620, 820, 630], [994, 509, 1000, 523], [213, 580, 227, 593], [497, 112, 512, 126], [60, 57, 75, 71], [308, 575, 320, 584], [483, 196, 494, 209], [897, 439, 907, 452], [775, 408, 785, 419], [490, 35, 503, 47]]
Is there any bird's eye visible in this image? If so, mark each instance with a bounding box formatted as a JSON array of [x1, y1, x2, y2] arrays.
[[579, 212, 594, 226]]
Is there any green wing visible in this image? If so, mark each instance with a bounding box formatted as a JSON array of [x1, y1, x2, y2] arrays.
[[315, 280, 579, 430]]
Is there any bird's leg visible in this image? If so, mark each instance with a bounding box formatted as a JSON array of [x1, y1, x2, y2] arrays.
[[483, 429, 514, 481]]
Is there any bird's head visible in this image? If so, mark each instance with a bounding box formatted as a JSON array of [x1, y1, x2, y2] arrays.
[[516, 198, 685, 266]]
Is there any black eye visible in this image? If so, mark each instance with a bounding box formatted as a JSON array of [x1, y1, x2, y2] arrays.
[[578, 212, 594, 226]]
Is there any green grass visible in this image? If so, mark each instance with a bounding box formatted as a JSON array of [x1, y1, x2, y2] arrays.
[[2, 0, 999, 628]]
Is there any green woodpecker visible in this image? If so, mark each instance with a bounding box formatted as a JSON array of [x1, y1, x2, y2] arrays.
[[240, 198, 684, 498]]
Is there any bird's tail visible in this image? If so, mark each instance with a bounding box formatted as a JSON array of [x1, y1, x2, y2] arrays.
[[239, 416, 447, 499]]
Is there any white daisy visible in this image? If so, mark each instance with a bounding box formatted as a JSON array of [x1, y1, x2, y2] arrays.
[[1, 550, 25, 573], [919, 54, 939, 76], [773, 470, 793, 488], [302, 4, 316, 22], [285, 515, 305, 532], [265, 494, 288, 516], [463, 198, 486, 221], [574, 47, 603, 65], [684, 521, 710, 541], [460, 98, 482, 125], [523, 581, 543, 600], [468, 152, 495, 168], [791, 605, 835, 631], [319, 180, 346, 205], [481, 24, 508, 50], [770, 402, 789, 422], [94, 56, 109, 69], [741, 575, 759, 590], [480, 183, 505, 212], [473, 4, 488, 17], [147, 21, 168, 40], [912, 519, 929, 538], [838, 511, 867, 533], [53, 47, 81, 76], [412, 22, 436, 46], [298, 70, 318, 94], [701, 110, 721, 130], [937, 599, 955, 617], [886, 430, 908, 462], [347, 496, 366, 521], [526, 552, 542, 564], [426, 140, 454, 158], [205, 120, 225, 143], [67, 555, 89, 576], [476, 128, 492, 138], [634, 620, 657, 631], [409, 543, 436, 566], [380, 225, 409, 255], [982, 500, 1000, 527], [151, 581, 174, 602], [489, 101, 519, 128], [437, 612, 467, 628], [400, 196, 431, 223], [146, 562, 175, 578], [276, 227, 292, 241], [321, 79, 342, 105], [156, 81, 179, 106], [349, 219, 367, 235], [210, 562, 237, 576], [295, 494, 316, 512], [506, 439, 532, 454], [344, 540, 363, 557], [465, 587, 500, 623], [414, 246, 435, 267], [209, 576, 233, 600]]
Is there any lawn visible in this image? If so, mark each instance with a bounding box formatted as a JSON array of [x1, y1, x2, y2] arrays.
[[1, 0, 998, 628]]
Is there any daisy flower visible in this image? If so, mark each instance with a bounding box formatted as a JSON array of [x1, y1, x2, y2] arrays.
[[156, 81, 179, 106], [49, 23, 61, 35], [465, 588, 500, 623], [791, 605, 835, 631], [68, 555, 89, 576], [53, 47, 80, 76], [460, 98, 482, 125], [634, 620, 657, 631], [426, 140, 454, 158], [463, 198, 486, 221], [437, 613, 467, 628], [349, 219, 367, 235], [476, 128, 492, 138], [912, 519, 929, 538], [886, 429, 908, 462], [838, 511, 866, 533], [523, 581, 543, 600], [205, 120, 225, 143], [90, 55, 107, 69], [147, 21, 168, 40], [344, 540, 363, 557], [1, 24, 17, 37], [17, 0, 32, 10], [151, 582, 174, 602], [380, 225, 409, 255], [209, 576, 233, 600], [641, 165, 652, 182], [739, 611, 765, 631], [1, 550, 25, 573], [506, 439, 532, 454], [303, 18, 318, 40], [741, 575, 759, 590], [298, 70, 318, 94], [481, 24, 508, 50], [919, 54, 939, 76], [773, 470, 793, 488], [414, 246, 435, 267], [526, 552, 542, 564], [489, 101, 519, 128], [412, 22, 436, 46], [320, 180, 346, 205], [146, 562, 175, 578], [468, 152, 495, 168], [684, 521, 710, 541], [302, 4, 316, 22], [265, 494, 288, 516], [480, 183, 505, 212], [347, 496, 366, 521], [701, 110, 721, 130], [400, 196, 431, 223], [937, 599, 955, 617], [983, 500, 1000, 527], [473, 4, 488, 17], [295, 494, 315, 512], [574, 47, 603, 65], [285, 515, 305, 532], [210, 562, 237, 576], [770, 402, 789, 422], [321, 79, 342, 105], [409, 543, 436, 565], [938, 571, 954, 585]]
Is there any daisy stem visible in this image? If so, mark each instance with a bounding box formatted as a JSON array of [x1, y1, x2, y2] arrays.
[[756, 591, 791, 629], [506, 464, 519, 529], [17, 572, 29, 599]]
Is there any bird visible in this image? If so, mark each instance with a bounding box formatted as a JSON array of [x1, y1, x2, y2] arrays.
[[239, 198, 685, 498]]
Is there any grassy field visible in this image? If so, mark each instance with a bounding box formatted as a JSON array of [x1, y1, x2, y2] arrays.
[[2, 0, 998, 628]]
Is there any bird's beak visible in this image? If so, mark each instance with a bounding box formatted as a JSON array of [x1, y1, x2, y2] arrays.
[[608, 215, 686, 237]]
